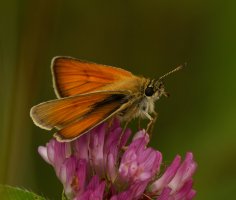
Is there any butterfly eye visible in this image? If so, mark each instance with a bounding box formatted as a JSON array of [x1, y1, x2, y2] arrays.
[[145, 87, 154, 96]]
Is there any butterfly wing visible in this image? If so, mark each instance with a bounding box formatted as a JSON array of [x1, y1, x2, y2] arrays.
[[54, 97, 129, 141], [30, 90, 131, 141], [52, 56, 134, 97]]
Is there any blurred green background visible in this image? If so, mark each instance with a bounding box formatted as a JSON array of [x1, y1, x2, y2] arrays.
[[1, 0, 236, 199]]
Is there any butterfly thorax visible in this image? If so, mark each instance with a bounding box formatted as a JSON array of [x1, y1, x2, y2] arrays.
[[116, 77, 163, 121]]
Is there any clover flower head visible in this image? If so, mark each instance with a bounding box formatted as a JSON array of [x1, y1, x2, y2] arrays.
[[38, 119, 197, 199]]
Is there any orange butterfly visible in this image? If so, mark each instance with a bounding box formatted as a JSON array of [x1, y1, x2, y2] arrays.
[[30, 57, 182, 141]]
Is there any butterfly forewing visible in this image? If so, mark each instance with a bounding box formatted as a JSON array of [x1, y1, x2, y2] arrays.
[[52, 57, 134, 97]]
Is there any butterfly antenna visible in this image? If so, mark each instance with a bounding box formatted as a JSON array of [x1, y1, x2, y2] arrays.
[[159, 63, 186, 81]]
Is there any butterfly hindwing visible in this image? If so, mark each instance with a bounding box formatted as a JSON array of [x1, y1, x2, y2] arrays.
[[54, 95, 130, 141], [30, 91, 131, 140]]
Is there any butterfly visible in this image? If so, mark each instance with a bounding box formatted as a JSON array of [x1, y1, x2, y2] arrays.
[[30, 56, 183, 141]]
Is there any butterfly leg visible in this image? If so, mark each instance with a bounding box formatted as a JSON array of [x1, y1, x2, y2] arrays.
[[107, 117, 115, 129], [149, 111, 158, 137], [145, 111, 158, 137], [142, 193, 153, 200], [118, 119, 131, 148]]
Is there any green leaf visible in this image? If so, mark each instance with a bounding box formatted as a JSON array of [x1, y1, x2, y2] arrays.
[[0, 185, 46, 200]]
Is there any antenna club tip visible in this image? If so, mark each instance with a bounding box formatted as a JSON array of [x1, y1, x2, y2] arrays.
[[178, 63, 186, 70], [177, 65, 183, 70]]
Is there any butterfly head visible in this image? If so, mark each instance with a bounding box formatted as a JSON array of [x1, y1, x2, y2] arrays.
[[144, 80, 168, 101], [144, 64, 184, 100]]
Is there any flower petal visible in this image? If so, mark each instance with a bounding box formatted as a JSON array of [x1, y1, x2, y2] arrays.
[[168, 152, 197, 192], [73, 134, 89, 162], [89, 123, 106, 177], [38, 146, 50, 164], [157, 187, 172, 200], [150, 155, 181, 193]]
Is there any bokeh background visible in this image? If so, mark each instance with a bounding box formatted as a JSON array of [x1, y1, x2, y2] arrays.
[[1, 0, 236, 199]]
